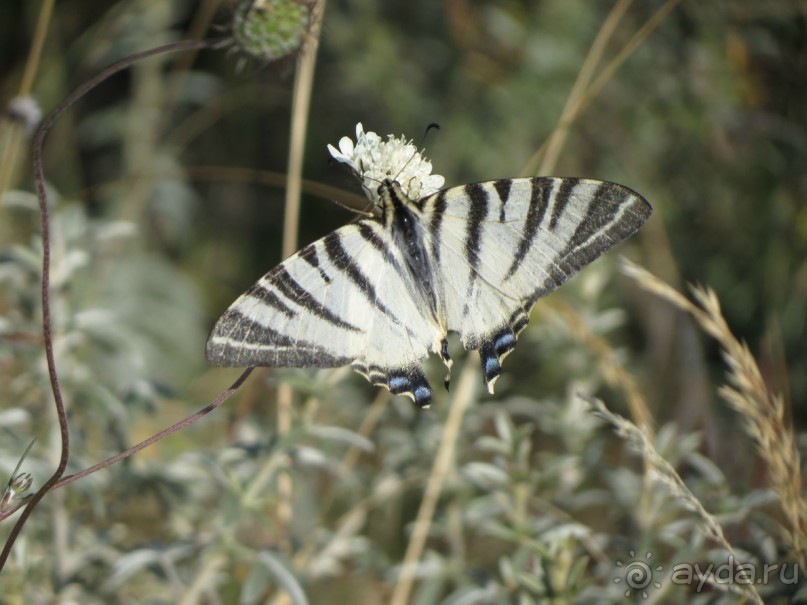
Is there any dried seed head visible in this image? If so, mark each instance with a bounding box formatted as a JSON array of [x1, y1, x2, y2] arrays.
[[1, 472, 34, 516], [9, 472, 32, 494], [231, 0, 313, 62]]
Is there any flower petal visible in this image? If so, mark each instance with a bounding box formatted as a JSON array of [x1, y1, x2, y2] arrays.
[[326, 123, 445, 203]]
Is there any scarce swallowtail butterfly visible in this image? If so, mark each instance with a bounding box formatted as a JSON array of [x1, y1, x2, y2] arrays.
[[206, 124, 652, 408]]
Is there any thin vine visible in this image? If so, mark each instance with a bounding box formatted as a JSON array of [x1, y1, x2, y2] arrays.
[[0, 36, 250, 573]]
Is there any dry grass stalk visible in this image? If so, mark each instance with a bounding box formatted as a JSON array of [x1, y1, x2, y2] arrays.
[[525, 0, 681, 176], [543, 300, 654, 435], [389, 353, 480, 605], [339, 389, 390, 474], [583, 395, 765, 605], [273, 0, 328, 583], [622, 259, 807, 568], [536, 0, 633, 175]]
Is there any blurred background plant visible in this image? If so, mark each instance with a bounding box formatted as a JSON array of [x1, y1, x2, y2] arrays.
[[0, 0, 805, 603]]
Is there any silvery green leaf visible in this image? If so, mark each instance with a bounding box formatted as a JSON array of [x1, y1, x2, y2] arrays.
[[461, 462, 509, 490], [687, 451, 725, 485], [96, 221, 137, 242], [442, 584, 502, 605], [257, 552, 308, 605], [1, 190, 39, 212], [241, 559, 271, 605], [493, 411, 513, 445], [473, 435, 511, 456], [305, 425, 375, 453], [293, 446, 335, 471], [0, 408, 30, 426], [539, 522, 591, 544], [588, 307, 627, 332], [105, 546, 192, 588]]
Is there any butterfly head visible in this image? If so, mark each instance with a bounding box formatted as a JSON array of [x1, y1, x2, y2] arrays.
[[376, 178, 420, 222], [376, 178, 403, 202]]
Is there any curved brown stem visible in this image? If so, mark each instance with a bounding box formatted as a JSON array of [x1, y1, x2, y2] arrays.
[[0, 36, 229, 573], [53, 368, 253, 490]]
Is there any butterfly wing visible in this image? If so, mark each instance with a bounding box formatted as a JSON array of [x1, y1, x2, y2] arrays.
[[420, 177, 652, 392], [206, 219, 445, 407]]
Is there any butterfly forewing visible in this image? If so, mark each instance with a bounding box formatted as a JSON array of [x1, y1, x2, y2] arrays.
[[207, 175, 651, 407], [206, 219, 443, 407], [419, 177, 651, 391]]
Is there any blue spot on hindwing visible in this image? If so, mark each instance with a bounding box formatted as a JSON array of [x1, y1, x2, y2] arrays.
[[414, 385, 432, 407], [483, 354, 501, 377], [389, 375, 410, 393], [494, 332, 516, 355]]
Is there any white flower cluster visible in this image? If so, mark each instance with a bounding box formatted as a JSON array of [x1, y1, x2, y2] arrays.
[[327, 123, 445, 203]]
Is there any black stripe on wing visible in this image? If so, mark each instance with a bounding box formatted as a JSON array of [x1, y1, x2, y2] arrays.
[[428, 190, 448, 264], [323, 231, 415, 338], [504, 178, 552, 280], [206, 310, 352, 367], [561, 181, 615, 254], [300, 243, 332, 283], [525, 181, 651, 306], [493, 178, 512, 222], [460, 183, 490, 318], [246, 284, 297, 319], [273, 266, 361, 332], [355, 220, 422, 301], [549, 177, 579, 231], [559, 181, 651, 263], [463, 182, 488, 274]]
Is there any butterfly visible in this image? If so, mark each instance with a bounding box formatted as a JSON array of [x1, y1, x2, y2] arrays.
[[206, 124, 652, 408]]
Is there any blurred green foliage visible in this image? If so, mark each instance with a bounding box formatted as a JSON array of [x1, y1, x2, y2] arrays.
[[0, 0, 805, 603]]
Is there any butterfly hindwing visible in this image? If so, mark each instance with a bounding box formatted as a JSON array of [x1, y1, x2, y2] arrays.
[[419, 177, 652, 392], [206, 219, 445, 407]]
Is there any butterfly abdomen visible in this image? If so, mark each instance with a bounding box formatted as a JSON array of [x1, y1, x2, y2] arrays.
[[383, 180, 440, 317]]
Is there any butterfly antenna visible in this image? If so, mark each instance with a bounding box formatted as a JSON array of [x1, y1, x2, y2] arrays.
[[420, 122, 440, 149], [392, 122, 441, 184]]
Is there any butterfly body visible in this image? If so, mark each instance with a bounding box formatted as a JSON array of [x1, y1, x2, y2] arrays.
[[383, 180, 440, 319], [207, 175, 651, 408]]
